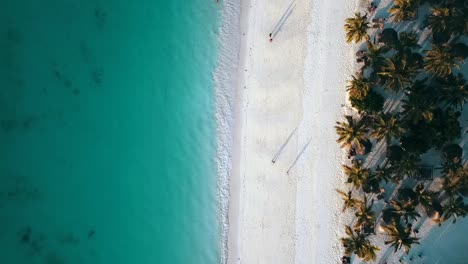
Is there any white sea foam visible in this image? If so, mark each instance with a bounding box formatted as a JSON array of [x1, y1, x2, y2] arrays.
[[213, 1, 241, 263]]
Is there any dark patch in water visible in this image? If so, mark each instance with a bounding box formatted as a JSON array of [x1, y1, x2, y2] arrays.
[[6, 28, 22, 44], [53, 69, 62, 80], [51, 65, 75, 89], [59, 232, 80, 245], [64, 79, 72, 88], [1, 116, 38, 132], [1, 119, 19, 132], [1, 176, 42, 201], [87, 229, 95, 238], [91, 68, 103, 86], [30, 238, 45, 256], [72, 88, 80, 95], [79, 41, 92, 63], [44, 252, 66, 264], [20, 227, 32, 243], [94, 7, 107, 29], [23, 117, 34, 128], [18, 228, 46, 256]]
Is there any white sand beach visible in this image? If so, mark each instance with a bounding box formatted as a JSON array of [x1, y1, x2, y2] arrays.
[[222, 0, 358, 263]]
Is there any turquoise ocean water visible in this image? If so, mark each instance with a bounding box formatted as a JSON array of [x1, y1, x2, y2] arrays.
[[0, 0, 220, 263]]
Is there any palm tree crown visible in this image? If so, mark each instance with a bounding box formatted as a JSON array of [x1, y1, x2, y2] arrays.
[[426, 6, 468, 35], [441, 196, 468, 224], [387, 200, 421, 224], [335, 115, 369, 150], [389, 0, 420, 22], [438, 74, 468, 109], [370, 113, 405, 146], [364, 41, 389, 72], [347, 74, 372, 100], [355, 196, 376, 228], [345, 13, 370, 43], [341, 226, 380, 262], [343, 163, 370, 189], [424, 45, 460, 77], [426, 7, 450, 33], [337, 189, 362, 212], [382, 223, 420, 254], [378, 55, 418, 92]]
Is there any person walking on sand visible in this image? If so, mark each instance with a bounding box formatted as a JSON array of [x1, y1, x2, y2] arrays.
[[269, 33, 273, 42]]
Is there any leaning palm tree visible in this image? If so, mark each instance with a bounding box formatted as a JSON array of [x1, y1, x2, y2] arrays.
[[335, 115, 369, 150], [424, 45, 461, 77], [341, 226, 380, 262], [382, 223, 420, 254], [378, 55, 418, 92], [389, 0, 420, 22], [343, 163, 370, 189], [344, 13, 370, 43], [337, 189, 362, 212], [347, 74, 372, 100], [370, 113, 405, 146], [438, 73, 468, 109]]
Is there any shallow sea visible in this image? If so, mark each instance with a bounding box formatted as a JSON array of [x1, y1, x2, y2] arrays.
[[0, 0, 220, 263]]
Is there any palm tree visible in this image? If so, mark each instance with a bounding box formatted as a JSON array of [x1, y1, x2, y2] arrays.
[[370, 113, 405, 146], [364, 41, 389, 72], [397, 31, 421, 51], [389, 0, 420, 22], [382, 223, 420, 254], [414, 183, 436, 213], [355, 196, 376, 229], [341, 226, 380, 262], [443, 164, 468, 196], [387, 200, 421, 224], [343, 163, 370, 189], [425, 6, 467, 35], [425, 7, 450, 33], [335, 115, 369, 150], [424, 45, 461, 77], [441, 196, 468, 224], [347, 74, 372, 100], [344, 13, 370, 43], [337, 189, 362, 212], [390, 153, 420, 178], [378, 55, 418, 92], [401, 80, 437, 124], [438, 73, 468, 109], [372, 166, 394, 184]]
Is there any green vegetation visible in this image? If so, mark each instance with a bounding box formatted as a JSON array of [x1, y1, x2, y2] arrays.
[[340, 1, 468, 262]]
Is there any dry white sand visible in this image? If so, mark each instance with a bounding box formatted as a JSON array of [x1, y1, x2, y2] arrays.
[[223, 0, 359, 263]]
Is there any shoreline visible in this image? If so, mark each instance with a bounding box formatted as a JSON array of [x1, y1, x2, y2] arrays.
[[213, 0, 242, 262], [222, 0, 359, 263]]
